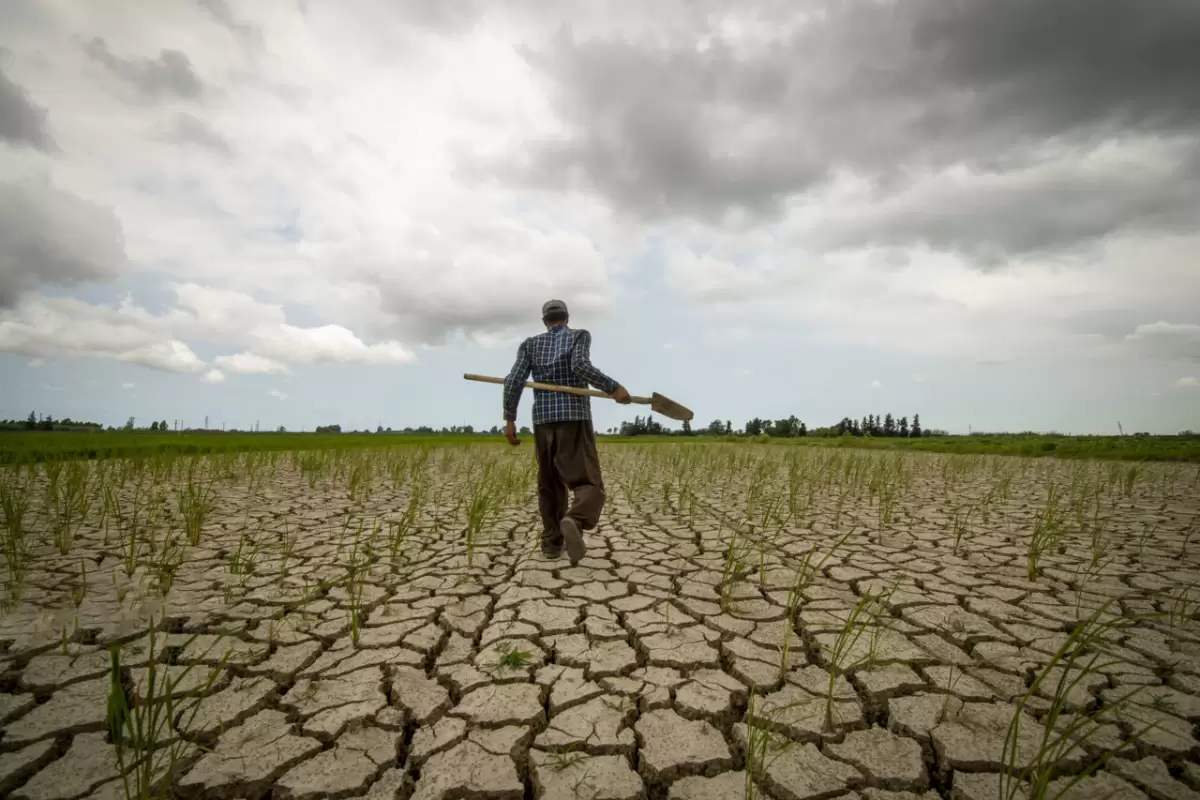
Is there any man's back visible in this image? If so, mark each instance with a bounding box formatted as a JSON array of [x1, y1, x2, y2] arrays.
[[503, 324, 619, 427]]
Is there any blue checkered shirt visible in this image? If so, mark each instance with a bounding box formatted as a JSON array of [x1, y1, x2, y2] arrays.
[[503, 325, 619, 426]]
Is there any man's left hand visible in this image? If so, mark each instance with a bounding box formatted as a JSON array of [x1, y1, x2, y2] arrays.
[[611, 386, 632, 404], [504, 420, 520, 446]]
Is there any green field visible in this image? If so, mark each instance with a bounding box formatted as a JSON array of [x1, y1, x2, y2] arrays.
[[773, 432, 1200, 461], [1, 429, 1197, 463]]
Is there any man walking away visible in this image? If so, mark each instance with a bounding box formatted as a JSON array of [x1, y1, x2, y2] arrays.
[[502, 299, 631, 564]]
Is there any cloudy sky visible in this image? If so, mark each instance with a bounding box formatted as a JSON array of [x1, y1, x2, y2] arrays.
[[1, 0, 1198, 435]]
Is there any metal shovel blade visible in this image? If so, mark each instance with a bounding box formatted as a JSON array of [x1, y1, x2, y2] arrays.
[[649, 392, 694, 422]]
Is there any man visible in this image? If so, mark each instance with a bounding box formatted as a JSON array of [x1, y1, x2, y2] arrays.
[[502, 299, 631, 563]]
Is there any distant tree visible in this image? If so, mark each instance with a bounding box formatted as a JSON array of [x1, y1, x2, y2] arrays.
[[621, 415, 666, 436], [769, 416, 800, 438], [278, 425, 286, 433], [704, 419, 724, 436], [883, 413, 896, 437], [898, 416, 909, 437], [159, 420, 168, 431], [681, 419, 692, 436], [745, 418, 764, 436], [519, 426, 531, 435], [315, 424, 342, 434], [798, 421, 807, 437], [724, 420, 732, 435], [124, 416, 135, 431], [911, 414, 922, 438], [39, 415, 54, 432], [25, 411, 36, 430], [377, 424, 384, 433], [150, 421, 159, 431]]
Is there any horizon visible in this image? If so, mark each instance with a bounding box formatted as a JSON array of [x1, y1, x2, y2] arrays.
[[4, 409, 1189, 439]]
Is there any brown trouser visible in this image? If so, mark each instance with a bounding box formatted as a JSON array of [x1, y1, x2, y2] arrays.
[[534, 420, 605, 547]]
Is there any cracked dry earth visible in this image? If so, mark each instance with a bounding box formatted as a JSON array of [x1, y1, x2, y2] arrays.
[[1, 446, 1199, 800]]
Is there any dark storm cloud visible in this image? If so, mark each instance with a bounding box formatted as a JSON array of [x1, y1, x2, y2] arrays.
[[480, 0, 1200, 255], [167, 112, 233, 155], [809, 141, 1200, 257], [0, 179, 126, 309], [85, 37, 204, 100], [0, 64, 57, 151], [500, 32, 825, 220]]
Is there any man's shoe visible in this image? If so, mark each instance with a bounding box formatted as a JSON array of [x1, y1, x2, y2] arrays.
[[560, 516, 586, 565], [541, 543, 563, 559]]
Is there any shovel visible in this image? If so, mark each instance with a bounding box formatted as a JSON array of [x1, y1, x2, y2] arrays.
[[463, 373, 694, 422]]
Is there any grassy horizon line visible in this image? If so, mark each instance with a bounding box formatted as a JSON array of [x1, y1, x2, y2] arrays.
[[0, 429, 1198, 463]]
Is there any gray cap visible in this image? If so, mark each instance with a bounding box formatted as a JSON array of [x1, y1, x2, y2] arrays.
[[542, 299, 568, 318]]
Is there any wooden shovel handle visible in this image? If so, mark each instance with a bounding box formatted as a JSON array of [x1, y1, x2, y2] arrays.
[[463, 373, 650, 405]]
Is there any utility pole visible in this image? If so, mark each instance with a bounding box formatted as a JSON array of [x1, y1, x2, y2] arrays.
[[204, 415, 209, 430], [1117, 421, 1125, 436]]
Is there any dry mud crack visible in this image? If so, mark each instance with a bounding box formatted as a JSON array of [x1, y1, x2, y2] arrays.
[[1, 446, 1199, 799]]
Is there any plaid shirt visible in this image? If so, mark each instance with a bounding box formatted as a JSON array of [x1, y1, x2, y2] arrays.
[[503, 325, 619, 425]]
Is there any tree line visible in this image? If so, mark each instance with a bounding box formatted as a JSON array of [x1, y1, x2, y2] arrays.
[[0, 412, 104, 432], [7, 408, 942, 439], [613, 412, 939, 438]]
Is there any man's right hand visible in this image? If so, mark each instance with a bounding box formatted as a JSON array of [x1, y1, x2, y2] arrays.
[[504, 420, 520, 446], [611, 386, 632, 404]]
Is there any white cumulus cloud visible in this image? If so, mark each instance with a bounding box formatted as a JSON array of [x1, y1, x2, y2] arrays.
[[0, 295, 204, 373], [247, 323, 416, 367], [213, 352, 290, 375]]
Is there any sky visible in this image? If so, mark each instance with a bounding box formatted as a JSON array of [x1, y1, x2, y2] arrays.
[[1, 0, 1198, 436]]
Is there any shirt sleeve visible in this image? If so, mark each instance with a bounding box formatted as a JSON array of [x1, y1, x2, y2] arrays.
[[570, 329, 619, 394], [502, 339, 533, 421]]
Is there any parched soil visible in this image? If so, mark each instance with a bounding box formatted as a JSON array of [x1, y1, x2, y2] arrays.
[[0, 446, 1198, 799]]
